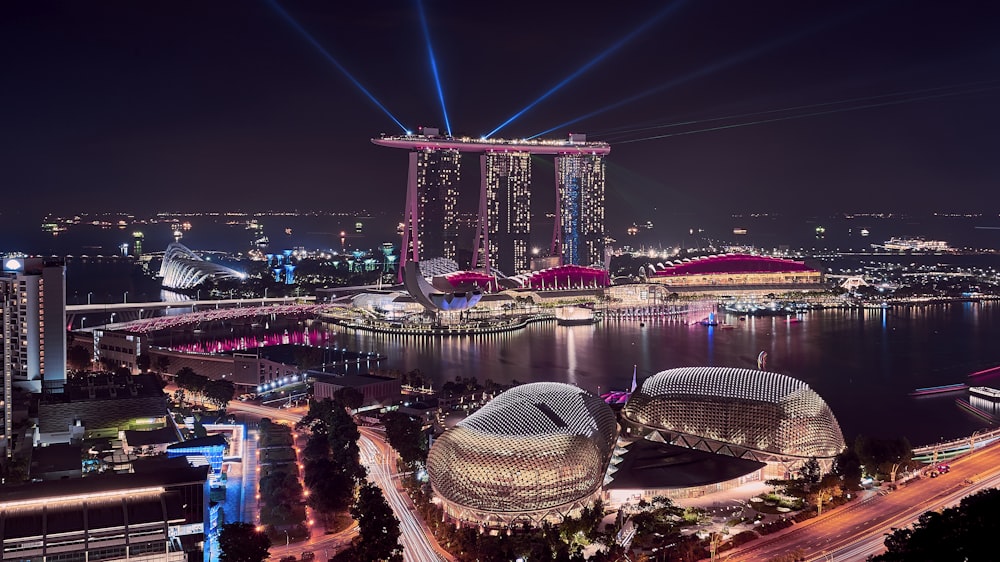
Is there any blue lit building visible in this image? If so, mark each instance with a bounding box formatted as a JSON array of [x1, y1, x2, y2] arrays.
[[167, 434, 227, 475]]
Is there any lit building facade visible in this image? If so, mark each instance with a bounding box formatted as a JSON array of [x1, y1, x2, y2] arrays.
[[412, 147, 461, 263], [0, 462, 211, 561], [373, 132, 610, 278], [427, 382, 616, 527], [483, 151, 531, 275], [556, 152, 605, 267], [1, 258, 66, 457], [645, 254, 824, 292], [621, 367, 845, 475]]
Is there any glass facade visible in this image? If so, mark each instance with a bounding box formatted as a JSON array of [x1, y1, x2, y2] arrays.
[[485, 151, 531, 275], [415, 149, 461, 261], [557, 155, 605, 267]]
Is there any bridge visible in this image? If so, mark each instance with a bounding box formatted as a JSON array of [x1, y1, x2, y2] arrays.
[[66, 297, 315, 329], [911, 427, 1000, 463]]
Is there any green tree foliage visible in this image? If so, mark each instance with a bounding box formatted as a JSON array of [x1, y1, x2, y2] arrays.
[[66, 344, 92, 371], [175, 367, 209, 395], [218, 522, 271, 562], [381, 411, 426, 466], [872, 488, 1000, 561], [801, 457, 821, 484], [205, 378, 236, 410], [135, 353, 151, 373], [298, 398, 365, 517], [833, 448, 863, 490], [855, 435, 913, 479], [350, 482, 403, 562]]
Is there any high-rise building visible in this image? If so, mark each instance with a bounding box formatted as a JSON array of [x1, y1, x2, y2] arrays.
[[1, 258, 66, 456], [414, 148, 461, 262], [132, 231, 144, 257], [373, 132, 609, 278], [556, 152, 606, 267], [483, 151, 531, 275]]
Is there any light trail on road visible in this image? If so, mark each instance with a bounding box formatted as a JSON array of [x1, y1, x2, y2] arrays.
[[228, 401, 450, 561], [723, 441, 1000, 561]]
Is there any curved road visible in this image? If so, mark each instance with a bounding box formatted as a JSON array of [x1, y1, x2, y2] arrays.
[[228, 401, 452, 562], [723, 441, 1000, 561]]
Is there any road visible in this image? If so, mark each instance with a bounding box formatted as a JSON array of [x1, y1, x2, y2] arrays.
[[228, 401, 452, 561], [723, 441, 1000, 561]]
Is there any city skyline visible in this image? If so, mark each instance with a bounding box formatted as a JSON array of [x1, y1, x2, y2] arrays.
[[3, 1, 999, 227]]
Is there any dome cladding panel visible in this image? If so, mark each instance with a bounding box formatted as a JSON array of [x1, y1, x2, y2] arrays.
[[623, 367, 845, 458], [427, 382, 617, 516]]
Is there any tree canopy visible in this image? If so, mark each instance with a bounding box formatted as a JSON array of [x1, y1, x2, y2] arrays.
[[381, 411, 427, 466], [873, 487, 1000, 561], [218, 522, 271, 562], [350, 482, 403, 562]]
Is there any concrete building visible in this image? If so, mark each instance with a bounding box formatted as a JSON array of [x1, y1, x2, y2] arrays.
[[312, 372, 401, 409], [1, 257, 66, 458], [0, 459, 211, 561]]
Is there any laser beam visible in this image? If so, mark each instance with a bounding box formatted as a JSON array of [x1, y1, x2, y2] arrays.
[[416, 0, 452, 136], [529, 6, 863, 139], [615, 83, 1000, 144], [602, 79, 1000, 140], [266, 0, 410, 133], [483, 0, 688, 139]]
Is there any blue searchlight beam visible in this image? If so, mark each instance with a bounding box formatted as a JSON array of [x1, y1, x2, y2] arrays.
[[266, 0, 410, 134], [417, 0, 452, 136], [483, 0, 688, 139]]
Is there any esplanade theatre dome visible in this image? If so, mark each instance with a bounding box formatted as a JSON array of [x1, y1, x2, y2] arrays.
[[622, 367, 845, 469], [427, 382, 617, 527]]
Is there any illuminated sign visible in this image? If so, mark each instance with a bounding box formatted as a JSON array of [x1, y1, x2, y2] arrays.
[[4, 258, 23, 272]]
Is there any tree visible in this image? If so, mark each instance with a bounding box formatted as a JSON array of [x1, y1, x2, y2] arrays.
[[381, 411, 426, 466], [873, 488, 1000, 561], [135, 353, 151, 373], [218, 522, 271, 562], [205, 379, 236, 410], [855, 435, 913, 480], [832, 448, 863, 490], [66, 344, 92, 371], [155, 355, 171, 374], [801, 457, 821, 484], [175, 367, 209, 405], [350, 482, 403, 562]]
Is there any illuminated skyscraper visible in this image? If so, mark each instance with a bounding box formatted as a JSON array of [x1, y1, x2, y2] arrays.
[[1, 258, 66, 457], [374, 131, 609, 277], [555, 150, 606, 267], [414, 147, 461, 262], [479, 151, 531, 275]]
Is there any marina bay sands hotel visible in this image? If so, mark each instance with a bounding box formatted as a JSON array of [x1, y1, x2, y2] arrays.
[[372, 130, 610, 276]]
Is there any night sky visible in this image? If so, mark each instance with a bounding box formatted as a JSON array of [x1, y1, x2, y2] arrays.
[[3, 0, 999, 226]]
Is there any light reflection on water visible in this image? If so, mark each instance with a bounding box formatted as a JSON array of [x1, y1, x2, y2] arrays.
[[333, 302, 1000, 445]]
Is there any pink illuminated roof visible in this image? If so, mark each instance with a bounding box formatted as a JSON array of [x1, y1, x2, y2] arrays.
[[651, 254, 816, 277], [517, 264, 610, 289], [372, 135, 610, 155]]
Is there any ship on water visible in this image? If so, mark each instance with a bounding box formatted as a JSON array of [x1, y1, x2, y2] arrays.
[[875, 237, 953, 252]]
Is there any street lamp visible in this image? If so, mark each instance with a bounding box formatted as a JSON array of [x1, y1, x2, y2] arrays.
[[81, 317, 87, 329], [283, 529, 289, 547], [110, 312, 117, 324], [87, 292, 93, 305], [123, 291, 128, 303]]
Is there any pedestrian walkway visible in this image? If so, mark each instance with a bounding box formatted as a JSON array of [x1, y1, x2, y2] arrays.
[[242, 429, 260, 525]]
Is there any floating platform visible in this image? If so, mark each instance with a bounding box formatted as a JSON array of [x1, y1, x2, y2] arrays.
[[970, 386, 1000, 401]]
